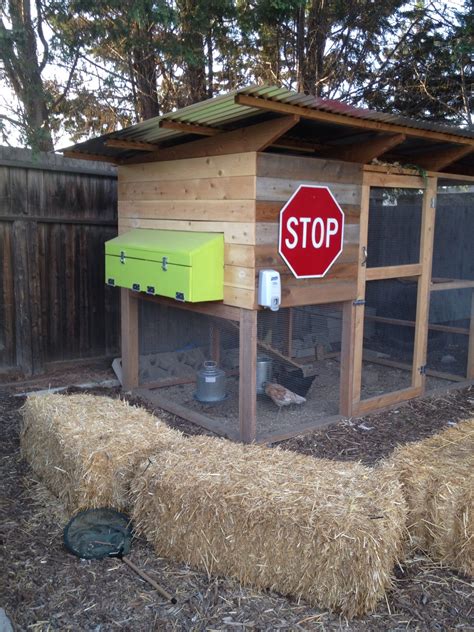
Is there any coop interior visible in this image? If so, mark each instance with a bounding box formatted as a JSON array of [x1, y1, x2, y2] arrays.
[[360, 183, 473, 400], [135, 300, 343, 442]]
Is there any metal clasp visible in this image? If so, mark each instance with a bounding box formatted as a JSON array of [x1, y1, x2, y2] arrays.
[[162, 256, 168, 271], [361, 246, 368, 267], [120, 250, 126, 264]]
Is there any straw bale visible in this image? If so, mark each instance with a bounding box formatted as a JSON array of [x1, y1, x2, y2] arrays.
[[382, 419, 474, 576], [20, 393, 184, 514], [131, 437, 407, 618]]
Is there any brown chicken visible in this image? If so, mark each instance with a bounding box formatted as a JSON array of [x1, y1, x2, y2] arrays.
[[264, 382, 306, 411]]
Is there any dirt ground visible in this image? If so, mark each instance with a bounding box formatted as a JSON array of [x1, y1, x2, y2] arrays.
[[1, 368, 473, 631]]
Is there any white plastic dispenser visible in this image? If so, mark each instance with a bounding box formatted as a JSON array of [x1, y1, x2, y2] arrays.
[[258, 270, 281, 312]]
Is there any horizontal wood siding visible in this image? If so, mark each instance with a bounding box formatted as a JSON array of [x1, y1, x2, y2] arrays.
[[0, 147, 119, 376], [118, 152, 258, 308], [117, 151, 363, 309], [255, 153, 362, 307]]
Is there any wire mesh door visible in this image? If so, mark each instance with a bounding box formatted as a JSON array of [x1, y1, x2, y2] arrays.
[[354, 182, 435, 412]]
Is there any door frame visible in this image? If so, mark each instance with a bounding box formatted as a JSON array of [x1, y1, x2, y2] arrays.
[[346, 173, 438, 416]]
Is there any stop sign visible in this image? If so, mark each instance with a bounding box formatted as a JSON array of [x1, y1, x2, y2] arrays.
[[279, 185, 345, 279]]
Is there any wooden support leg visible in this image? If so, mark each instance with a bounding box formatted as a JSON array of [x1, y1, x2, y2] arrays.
[[239, 309, 257, 443], [121, 288, 139, 390], [467, 289, 474, 380], [412, 179, 437, 390], [340, 301, 356, 417]]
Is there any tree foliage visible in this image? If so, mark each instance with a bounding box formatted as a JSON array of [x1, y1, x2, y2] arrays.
[[0, 0, 471, 150]]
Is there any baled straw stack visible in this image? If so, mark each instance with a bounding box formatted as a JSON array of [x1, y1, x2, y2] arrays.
[[381, 418, 473, 576], [131, 436, 407, 618], [21, 393, 184, 514]]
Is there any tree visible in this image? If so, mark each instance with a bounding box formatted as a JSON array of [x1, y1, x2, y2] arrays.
[[0, 0, 56, 150], [362, 1, 473, 128]]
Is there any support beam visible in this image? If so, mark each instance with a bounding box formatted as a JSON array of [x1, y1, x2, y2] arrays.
[[159, 120, 219, 136], [414, 145, 473, 172], [234, 94, 474, 147], [121, 289, 139, 390], [105, 139, 160, 151], [62, 150, 119, 164], [239, 309, 257, 443], [123, 115, 300, 165], [322, 134, 406, 164], [412, 178, 437, 389], [340, 301, 356, 417]]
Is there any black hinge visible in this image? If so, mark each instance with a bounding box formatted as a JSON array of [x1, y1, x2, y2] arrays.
[[353, 299, 366, 306], [419, 365, 427, 375], [175, 292, 185, 302]]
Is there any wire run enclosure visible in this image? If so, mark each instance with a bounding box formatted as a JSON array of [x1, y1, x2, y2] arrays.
[[118, 148, 474, 443]]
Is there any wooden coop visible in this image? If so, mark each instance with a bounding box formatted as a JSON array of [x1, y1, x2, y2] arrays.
[[63, 86, 474, 443]]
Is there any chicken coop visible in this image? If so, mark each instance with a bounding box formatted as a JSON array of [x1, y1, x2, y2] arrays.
[[64, 86, 474, 443]]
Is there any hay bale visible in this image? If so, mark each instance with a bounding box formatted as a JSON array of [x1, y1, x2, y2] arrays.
[[21, 393, 184, 514], [382, 419, 474, 576], [131, 437, 406, 617]]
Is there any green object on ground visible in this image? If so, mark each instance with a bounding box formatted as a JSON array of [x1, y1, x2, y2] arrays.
[[63, 507, 132, 560]]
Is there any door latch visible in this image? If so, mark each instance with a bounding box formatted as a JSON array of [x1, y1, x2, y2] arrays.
[[162, 256, 168, 271], [361, 246, 368, 267], [120, 250, 126, 264]]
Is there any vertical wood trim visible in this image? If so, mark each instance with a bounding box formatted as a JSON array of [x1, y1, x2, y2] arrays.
[[239, 308, 257, 443], [351, 183, 370, 408], [121, 288, 139, 389], [340, 301, 356, 416], [467, 290, 474, 380], [412, 178, 437, 389]]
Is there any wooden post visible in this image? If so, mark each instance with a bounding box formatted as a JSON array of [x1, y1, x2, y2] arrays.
[[340, 301, 356, 416], [121, 288, 139, 389], [351, 183, 370, 410], [412, 178, 437, 389], [467, 290, 474, 380], [239, 308, 257, 443]]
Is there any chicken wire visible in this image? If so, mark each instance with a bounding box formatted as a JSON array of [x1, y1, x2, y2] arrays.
[[255, 304, 342, 440], [366, 187, 423, 267], [360, 279, 416, 400], [425, 184, 474, 388], [136, 301, 344, 441]]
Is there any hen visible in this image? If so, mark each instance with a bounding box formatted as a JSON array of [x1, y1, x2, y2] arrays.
[[264, 382, 306, 414]]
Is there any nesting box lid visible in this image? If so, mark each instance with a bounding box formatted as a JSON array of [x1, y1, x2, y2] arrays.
[[105, 228, 223, 266]]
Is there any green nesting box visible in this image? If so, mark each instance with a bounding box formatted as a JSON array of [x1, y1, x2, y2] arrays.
[[105, 229, 224, 302]]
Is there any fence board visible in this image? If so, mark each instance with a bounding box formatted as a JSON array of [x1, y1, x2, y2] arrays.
[[0, 146, 119, 377]]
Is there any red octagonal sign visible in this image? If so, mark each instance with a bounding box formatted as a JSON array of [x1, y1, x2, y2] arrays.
[[279, 185, 345, 279]]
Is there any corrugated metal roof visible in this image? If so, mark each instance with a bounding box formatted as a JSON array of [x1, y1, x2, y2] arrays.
[[63, 84, 474, 160]]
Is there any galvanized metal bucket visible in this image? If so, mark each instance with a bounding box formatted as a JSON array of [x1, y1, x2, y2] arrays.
[[195, 361, 227, 402], [256, 355, 273, 394]]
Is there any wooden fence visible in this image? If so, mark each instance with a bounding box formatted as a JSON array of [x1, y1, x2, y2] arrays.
[[0, 146, 119, 378]]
